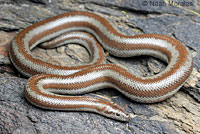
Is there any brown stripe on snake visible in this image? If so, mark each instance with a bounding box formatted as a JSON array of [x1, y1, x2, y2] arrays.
[[35, 64, 192, 97], [24, 21, 188, 80], [12, 33, 105, 76], [40, 32, 98, 49], [9, 44, 38, 75], [25, 75, 129, 119], [9, 11, 193, 121]]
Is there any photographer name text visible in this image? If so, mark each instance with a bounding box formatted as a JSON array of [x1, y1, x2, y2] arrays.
[[142, 1, 193, 7]]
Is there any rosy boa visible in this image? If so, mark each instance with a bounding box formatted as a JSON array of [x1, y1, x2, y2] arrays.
[[9, 11, 193, 121]]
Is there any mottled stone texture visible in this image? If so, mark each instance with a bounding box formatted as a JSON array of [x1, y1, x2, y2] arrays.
[[0, 0, 199, 134]]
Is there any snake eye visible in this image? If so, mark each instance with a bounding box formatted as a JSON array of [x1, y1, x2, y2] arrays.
[[116, 113, 120, 117]]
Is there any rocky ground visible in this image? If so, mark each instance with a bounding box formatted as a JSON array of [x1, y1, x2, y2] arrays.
[[0, 0, 200, 134]]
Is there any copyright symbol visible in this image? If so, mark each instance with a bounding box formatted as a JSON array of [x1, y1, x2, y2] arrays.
[[142, 1, 148, 6]]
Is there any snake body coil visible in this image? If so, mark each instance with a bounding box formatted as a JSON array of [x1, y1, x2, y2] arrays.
[[9, 11, 193, 121]]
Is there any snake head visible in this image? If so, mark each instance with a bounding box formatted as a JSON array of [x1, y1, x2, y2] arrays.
[[98, 102, 130, 122]]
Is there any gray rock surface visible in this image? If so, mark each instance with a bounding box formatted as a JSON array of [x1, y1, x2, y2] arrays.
[[0, 0, 199, 134]]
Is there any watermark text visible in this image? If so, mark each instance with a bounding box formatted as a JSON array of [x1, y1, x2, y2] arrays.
[[142, 1, 193, 7]]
